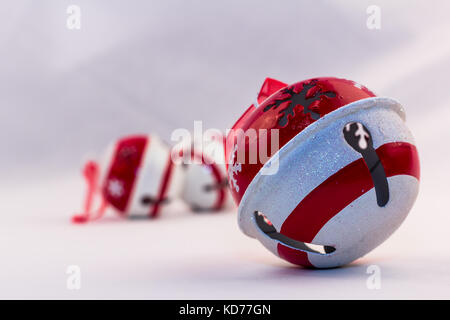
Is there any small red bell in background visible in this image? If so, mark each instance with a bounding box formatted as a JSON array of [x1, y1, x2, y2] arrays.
[[227, 77, 420, 268], [72, 134, 183, 223]]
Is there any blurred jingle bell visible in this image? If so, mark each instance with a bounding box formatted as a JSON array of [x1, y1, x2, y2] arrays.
[[226, 77, 420, 268], [173, 134, 233, 212], [72, 134, 183, 223]]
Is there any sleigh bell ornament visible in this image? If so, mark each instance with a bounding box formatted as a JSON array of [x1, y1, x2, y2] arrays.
[[226, 77, 420, 268], [72, 134, 183, 223], [174, 134, 232, 212]]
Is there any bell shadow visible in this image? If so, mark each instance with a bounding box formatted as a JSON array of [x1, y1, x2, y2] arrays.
[[262, 260, 366, 279], [186, 256, 394, 284]]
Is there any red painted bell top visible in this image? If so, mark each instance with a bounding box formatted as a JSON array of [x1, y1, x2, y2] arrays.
[[226, 77, 376, 204]]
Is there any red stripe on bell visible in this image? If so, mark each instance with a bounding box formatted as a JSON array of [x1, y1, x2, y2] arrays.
[[102, 136, 148, 214], [209, 160, 226, 211], [277, 142, 420, 267], [150, 154, 174, 217], [192, 150, 226, 211]]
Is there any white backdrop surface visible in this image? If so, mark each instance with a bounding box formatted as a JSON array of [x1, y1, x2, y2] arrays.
[[0, 0, 449, 299]]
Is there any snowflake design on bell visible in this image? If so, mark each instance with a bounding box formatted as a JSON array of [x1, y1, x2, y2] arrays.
[[107, 179, 124, 198], [228, 144, 242, 192], [263, 79, 336, 127]]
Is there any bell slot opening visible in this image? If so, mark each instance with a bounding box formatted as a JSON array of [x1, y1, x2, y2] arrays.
[[254, 211, 335, 255]]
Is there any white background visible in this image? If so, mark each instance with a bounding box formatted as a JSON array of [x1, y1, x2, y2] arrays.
[[0, 0, 449, 299]]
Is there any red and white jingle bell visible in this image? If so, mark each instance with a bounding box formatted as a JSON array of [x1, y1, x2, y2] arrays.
[[226, 77, 420, 268], [174, 135, 232, 211], [73, 134, 183, 223]]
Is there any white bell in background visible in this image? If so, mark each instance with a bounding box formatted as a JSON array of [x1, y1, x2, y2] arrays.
[[176, 134, 233, 212]]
